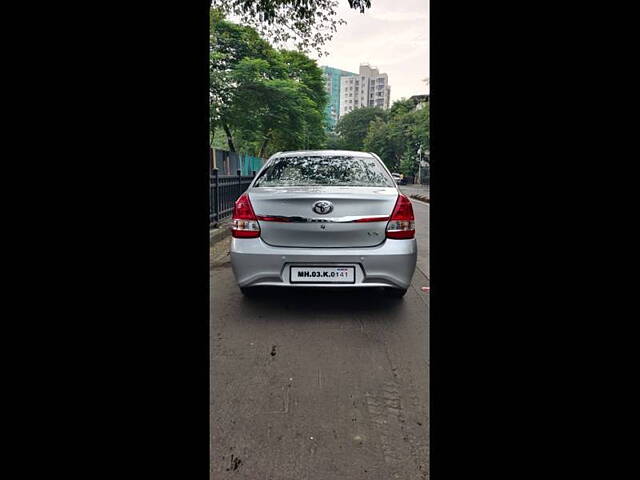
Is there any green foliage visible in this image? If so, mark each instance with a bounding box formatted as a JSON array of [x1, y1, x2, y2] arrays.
[[211, 1, 372, 57], [274, 50, 328, 151], [324, 131, 345, 150], [362, 118, 403, 172], [335, 107, 387, 151], [399, 151, 417, 177], [210, 11, 328, 157], [387, 97, 415, 119], [362, 99, 429, 176], [279, 50, 327, 110]]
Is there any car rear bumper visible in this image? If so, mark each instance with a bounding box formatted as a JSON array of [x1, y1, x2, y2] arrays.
[[230, 237, 417, 289]]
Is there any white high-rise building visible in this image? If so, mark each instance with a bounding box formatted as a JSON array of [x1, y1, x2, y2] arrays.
[[339, 64, 391, 117]]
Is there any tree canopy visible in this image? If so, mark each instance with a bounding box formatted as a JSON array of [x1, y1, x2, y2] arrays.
[[211, 1, 372, 56], [334, 107, 387, 151], [363, 98, 429, 175], [210, 11, 327, 157]]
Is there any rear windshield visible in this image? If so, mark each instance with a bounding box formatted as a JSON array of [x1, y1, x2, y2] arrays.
[[253, 155, 394, 187]]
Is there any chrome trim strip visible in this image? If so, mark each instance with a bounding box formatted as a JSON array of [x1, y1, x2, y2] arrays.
[[256, 214, 390, 223]]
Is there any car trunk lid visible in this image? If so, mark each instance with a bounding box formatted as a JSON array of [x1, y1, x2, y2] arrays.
[[249, 186, 399, 248]]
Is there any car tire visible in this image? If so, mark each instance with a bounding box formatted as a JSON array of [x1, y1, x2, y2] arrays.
[[240, 286, 259, 297], [386, 288, 408, 298]]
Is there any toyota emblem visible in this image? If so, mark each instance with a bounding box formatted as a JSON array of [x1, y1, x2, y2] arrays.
[[312, 200, 334, 215]]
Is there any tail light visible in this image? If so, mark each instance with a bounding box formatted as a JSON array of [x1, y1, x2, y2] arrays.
[[386, 194, 415, 239], [231, 193, 260, 238]]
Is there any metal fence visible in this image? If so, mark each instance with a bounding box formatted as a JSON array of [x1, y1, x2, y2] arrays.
[[210, 168, 256, 228], [210, 148, 265, 176]]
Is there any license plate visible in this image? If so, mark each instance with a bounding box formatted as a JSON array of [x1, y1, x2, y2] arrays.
[[290, 266, 355, 284]]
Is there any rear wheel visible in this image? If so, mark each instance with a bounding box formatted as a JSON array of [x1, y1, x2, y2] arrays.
[[385, 288, 408, 298]]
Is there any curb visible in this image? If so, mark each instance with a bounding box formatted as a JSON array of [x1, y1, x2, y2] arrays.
[[409, 194, 430, 203], [210, 220, 232, 246]]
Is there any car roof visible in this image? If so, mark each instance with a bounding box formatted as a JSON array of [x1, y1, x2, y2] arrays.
[[273, 150, 375, 158]]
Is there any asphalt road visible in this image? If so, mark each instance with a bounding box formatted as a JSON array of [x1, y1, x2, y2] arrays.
[[210, 198, 429, 479]]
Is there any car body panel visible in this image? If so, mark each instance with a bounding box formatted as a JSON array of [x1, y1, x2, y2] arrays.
[[230, 237, 417, 289], [249, 186, 398, 248]]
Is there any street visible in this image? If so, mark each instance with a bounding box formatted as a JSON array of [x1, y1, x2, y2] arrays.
[[210, 198, 429, 479]]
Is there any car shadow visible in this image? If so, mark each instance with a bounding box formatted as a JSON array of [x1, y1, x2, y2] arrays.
[[239, 286, 407, 315]]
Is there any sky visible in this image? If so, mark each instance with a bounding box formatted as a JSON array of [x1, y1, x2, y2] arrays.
[[311, 0, 429, 103]]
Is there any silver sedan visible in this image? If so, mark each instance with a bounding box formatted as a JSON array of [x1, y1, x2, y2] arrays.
[[230, 150, 417, 298]]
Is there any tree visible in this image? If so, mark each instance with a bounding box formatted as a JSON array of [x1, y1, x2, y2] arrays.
[[232, 72, 315, 156], [211, 1, 372, 56], [276, 50, 328, 150], [324, 131, 345, 150], [362, 99, 429, 176], [335, 107, 386, 151], [399, 151, 418, 177], [210, 10, 275, 150], [210, 11, 328, 157], [387, 97, 415, 119], [363, 118, 405, 172], [279, 50, 327, 110]]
